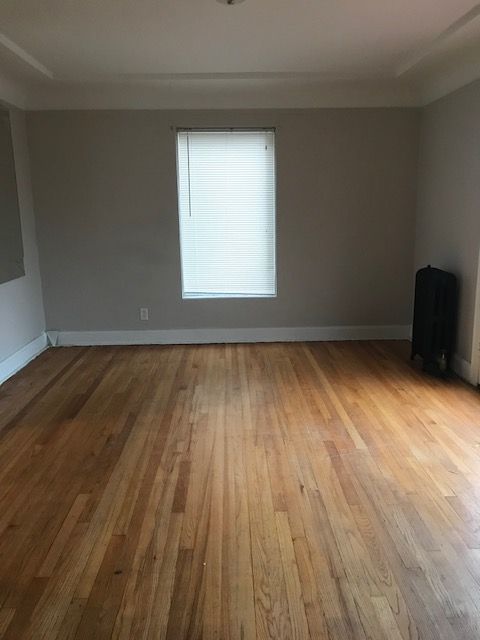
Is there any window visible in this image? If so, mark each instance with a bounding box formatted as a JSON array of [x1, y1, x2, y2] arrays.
[[176, 129, 276, 298]]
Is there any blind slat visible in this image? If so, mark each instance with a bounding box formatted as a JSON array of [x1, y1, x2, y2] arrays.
[[177, 130, 276, 298]]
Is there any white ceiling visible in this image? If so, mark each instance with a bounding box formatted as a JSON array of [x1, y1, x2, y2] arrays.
[[0, 0, 480, 109]]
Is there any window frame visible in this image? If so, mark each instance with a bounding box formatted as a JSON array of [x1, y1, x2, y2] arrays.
[[174, 127, 277, 300]]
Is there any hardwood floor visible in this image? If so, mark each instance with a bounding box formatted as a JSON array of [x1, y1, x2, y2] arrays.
[[1, 341, 480, 639]]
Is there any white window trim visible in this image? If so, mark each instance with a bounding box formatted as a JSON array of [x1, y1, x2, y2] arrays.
[[175, 127, 277, 300]]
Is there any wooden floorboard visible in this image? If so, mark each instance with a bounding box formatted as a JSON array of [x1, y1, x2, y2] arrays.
[[0, 341, 480, 639]]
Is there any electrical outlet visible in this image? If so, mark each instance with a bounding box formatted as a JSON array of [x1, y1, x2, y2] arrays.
[[140, 307, 149, 321]]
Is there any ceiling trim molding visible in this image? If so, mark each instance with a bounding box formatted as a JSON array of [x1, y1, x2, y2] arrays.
[[53, 71, 390, 84], [24, 78, 418, 110], [0, 32, 53, 79], [2, 6, 480, 110], [417, 53, 480, 106], [0, 68, 27, 109], [397, 4, 480, 76]]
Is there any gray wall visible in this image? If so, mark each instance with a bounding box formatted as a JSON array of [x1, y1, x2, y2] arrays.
[[415, 80, 480, 363], [27, 109, 420, 332], [0, 110, 45, 362]]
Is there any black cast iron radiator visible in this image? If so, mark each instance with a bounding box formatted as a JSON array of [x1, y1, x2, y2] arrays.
[[411, 265, 457, 375]]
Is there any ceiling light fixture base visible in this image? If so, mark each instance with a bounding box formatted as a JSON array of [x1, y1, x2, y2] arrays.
[[216, 0, 246, 5]]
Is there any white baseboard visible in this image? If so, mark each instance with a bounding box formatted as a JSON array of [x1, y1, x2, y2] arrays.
[[55, 325, 411, 347], [3, 329, 474, 388], [452, 353, 476, 385], [0, 333, 48, 386]]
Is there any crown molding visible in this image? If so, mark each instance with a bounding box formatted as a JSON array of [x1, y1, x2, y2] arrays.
[[52, 71, 386, 83], [0, 32, 53, 80], [24, 77, 418, 110], [416, 52, 480, 106], [397, 4, 480, 77], [2, 6, 480, 110], [0, 68, 27, 109]]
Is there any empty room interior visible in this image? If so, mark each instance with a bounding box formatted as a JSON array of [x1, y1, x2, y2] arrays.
[[2, 2, 480, 639]]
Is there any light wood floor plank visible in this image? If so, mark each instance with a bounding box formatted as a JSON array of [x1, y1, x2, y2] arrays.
[[0, 341, 479, 639]]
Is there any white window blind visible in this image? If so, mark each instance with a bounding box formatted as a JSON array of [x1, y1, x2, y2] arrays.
[[176, 129, 276, 298]]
